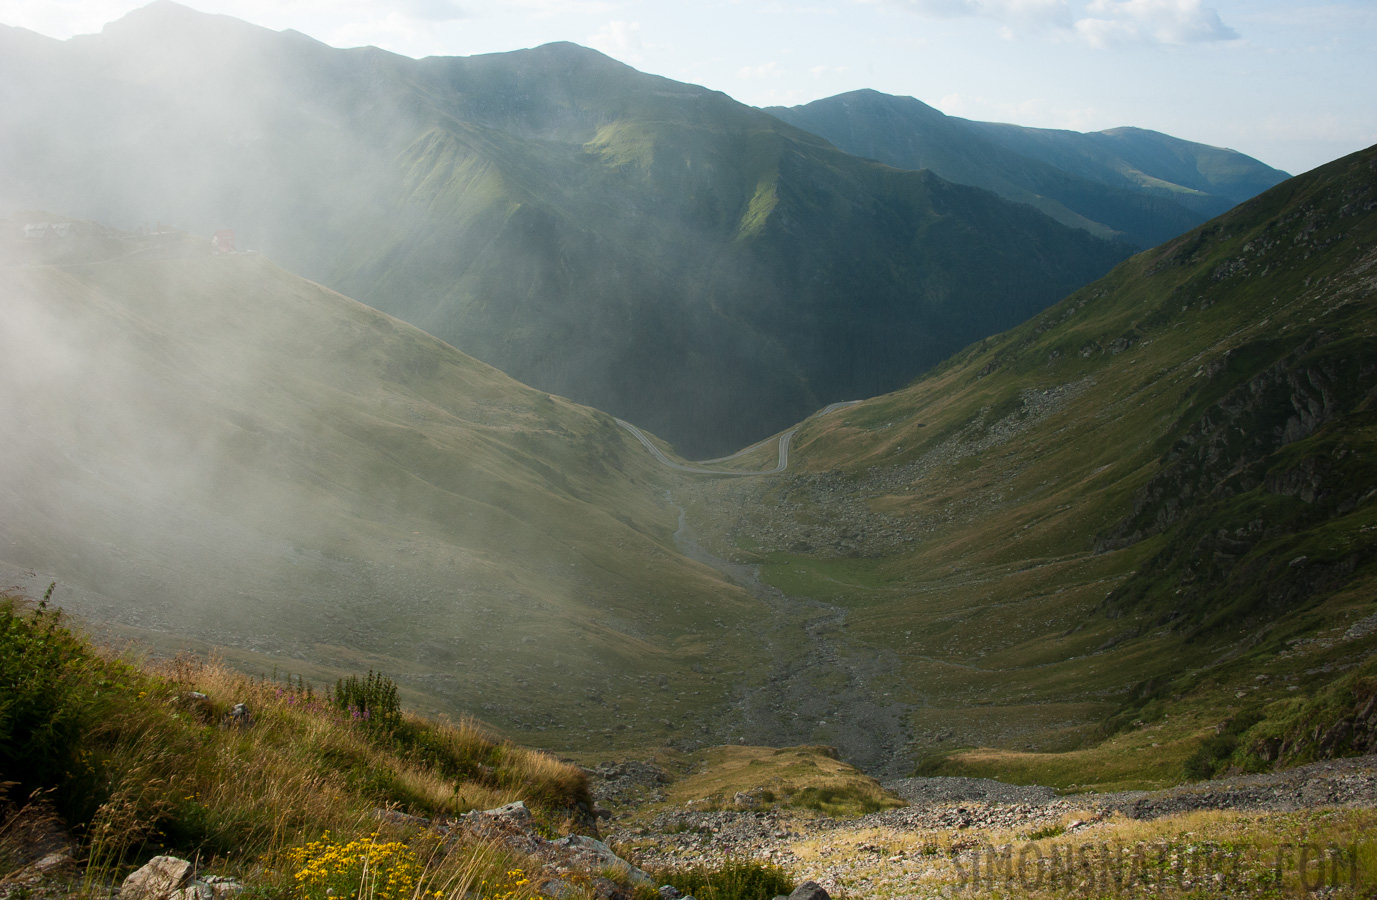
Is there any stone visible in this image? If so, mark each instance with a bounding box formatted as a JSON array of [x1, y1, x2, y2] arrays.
[[657, 886, 682, 900], [31, 852, 75, 875], [549, 835, 652, 885], [199, 877, 244, 900], [589, 876, 633, 900], [221, 703, 253, 730], [786, 881, 831, 900], [173, 884, 214, 900], [483, 801, 534, 828], [121, 856, 194, 900]]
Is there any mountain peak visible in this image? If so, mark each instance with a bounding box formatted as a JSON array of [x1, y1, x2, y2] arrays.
[[101, 0, 278, 45]]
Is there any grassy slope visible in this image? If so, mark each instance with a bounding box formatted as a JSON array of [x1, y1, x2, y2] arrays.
[[689, 145, 1377, 790], [0, 245, 765, 752], [0, 593, 583, 897]]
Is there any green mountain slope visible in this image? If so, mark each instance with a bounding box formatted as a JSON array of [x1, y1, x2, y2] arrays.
[[687, 144, 1377, 787], [0, 225, 766, 751], [766, 89, 1289, 248], [0, 3, 1129, 457]]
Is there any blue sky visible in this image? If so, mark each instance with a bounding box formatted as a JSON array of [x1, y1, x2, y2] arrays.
[[3, 0, 1373, 174]]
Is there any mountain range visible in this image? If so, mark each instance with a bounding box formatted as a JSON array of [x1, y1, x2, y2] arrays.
[[766, 90, 1289, 249], [0, 1, 1279, 457]]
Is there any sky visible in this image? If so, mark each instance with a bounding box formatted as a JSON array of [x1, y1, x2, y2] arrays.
[[1, 0, 1374, 175]]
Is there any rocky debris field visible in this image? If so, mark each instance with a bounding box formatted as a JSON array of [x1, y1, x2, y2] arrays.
[[881, 776, 1058, 806], [589, 760, 672, 812], [1089, 753, 1377, 819], [607, 757, 1377, 898]]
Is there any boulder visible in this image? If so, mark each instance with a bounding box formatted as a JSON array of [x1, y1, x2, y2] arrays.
[[548, 835, 652, 885], [786, 882, 831, 900], [483, 801, 534, 828], [121, 856, 194, 900]]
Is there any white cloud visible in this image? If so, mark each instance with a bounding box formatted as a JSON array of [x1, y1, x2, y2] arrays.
[[501, 0, 619, 16], [1073, 0, 1238, 47], [586, 19, 643, 62], [738, 60, 782, 79], [857, 0, 1071, 28], [859, 0, 1239, 45]]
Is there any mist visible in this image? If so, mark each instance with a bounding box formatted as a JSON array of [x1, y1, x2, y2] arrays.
[[0, 218, 770, 750]]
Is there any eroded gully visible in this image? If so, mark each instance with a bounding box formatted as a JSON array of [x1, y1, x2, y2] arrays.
[[671, 502, 915, 778]]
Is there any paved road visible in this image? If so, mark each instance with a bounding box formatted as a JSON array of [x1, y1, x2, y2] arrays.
[[616, 400, 859, 477]]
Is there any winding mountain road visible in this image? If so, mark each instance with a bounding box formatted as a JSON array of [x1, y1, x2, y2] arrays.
[[615, 400, 858, 476]]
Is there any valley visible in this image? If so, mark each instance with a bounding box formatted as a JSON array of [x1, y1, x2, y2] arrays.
[[2, 139, 1374, 802], [1, 15, 1375, 898]]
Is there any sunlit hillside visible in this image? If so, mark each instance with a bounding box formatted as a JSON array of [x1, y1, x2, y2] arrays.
[[686, 144, 1377, 789]]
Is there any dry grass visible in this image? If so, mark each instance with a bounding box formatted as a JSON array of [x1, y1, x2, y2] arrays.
[[786, 807, 1377, 899], [1, 597, 597, 899], [657, 745, 904, 819]]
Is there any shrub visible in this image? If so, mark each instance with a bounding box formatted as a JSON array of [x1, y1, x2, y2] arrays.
[[331, 671, 402, 733], [0, 590, 100, 801], [788, 784, 896, 817], [651, 861, 793, 900]]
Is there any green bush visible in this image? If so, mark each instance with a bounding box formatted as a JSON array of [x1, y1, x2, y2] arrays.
[[0, 590, 98, 798], [789, 784, 893, 816], [651, 861, 794, 900], [1182, 708, 1265, 780], [330, 670, 401, 732]]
